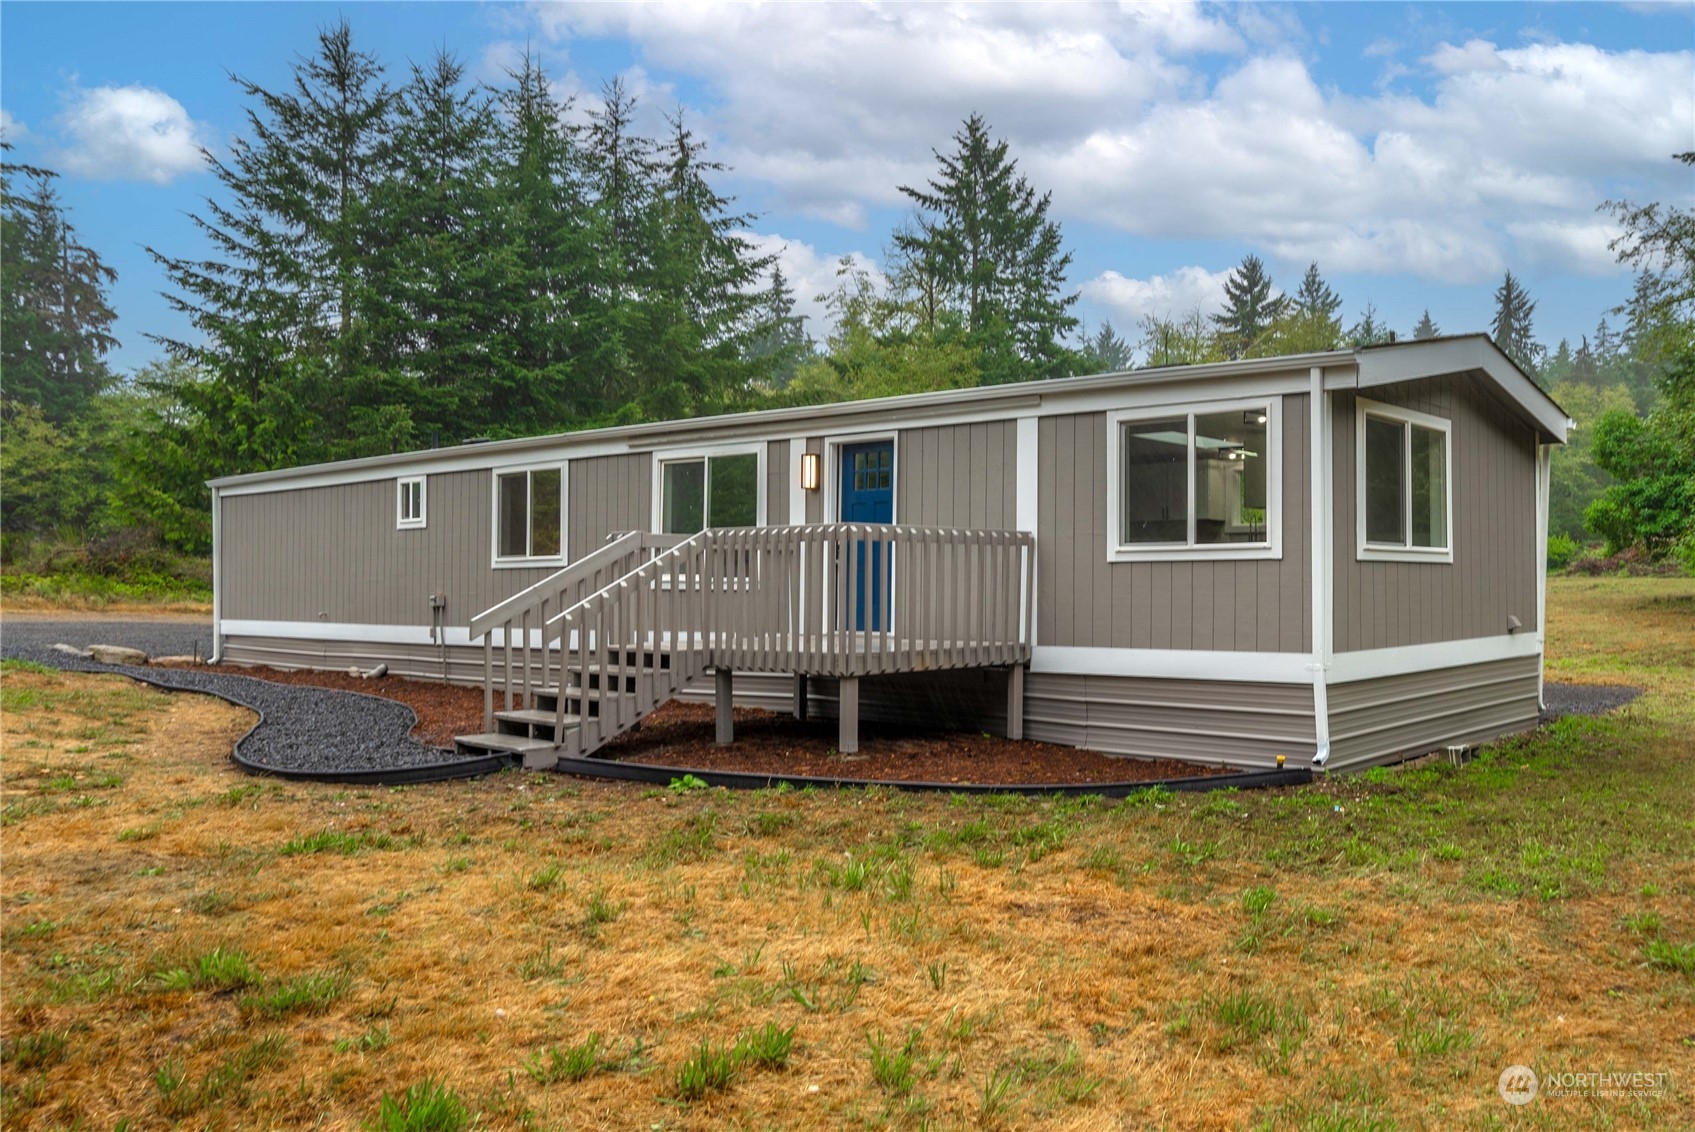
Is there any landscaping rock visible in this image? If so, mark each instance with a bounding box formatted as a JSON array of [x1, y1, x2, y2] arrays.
[[150, 655, 201, 667], [51, 643, 93, 658], [87, 644, 149, 665]]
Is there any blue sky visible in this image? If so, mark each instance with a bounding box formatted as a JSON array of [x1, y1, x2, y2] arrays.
[[3, 1, 1691, 375]]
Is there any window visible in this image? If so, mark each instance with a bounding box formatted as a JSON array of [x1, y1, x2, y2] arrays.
[[494, 466, 562, 561], [396, 476, 426, 529], [1357, 399, 1451, 562], [660, 452, 759, 534], [1106, 401, 1279, 560]]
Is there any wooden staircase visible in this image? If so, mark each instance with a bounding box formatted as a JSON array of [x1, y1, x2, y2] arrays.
[[456, 524, 1035, 771]]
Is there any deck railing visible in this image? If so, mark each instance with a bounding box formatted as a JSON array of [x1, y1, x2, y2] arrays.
[[469, 531, 684, 730], [476, 523, 1037, 747]]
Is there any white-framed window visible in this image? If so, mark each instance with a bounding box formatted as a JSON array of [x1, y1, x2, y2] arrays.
[[653, 446, 763, 534], [493, 464, 564, 565], [1356, 398, 1452, 563], [1106, 398, 1281, 562], [396, 476, 427, 529]]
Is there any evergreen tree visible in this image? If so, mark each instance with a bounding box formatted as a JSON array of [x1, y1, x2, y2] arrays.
[[1292, 262, 1342, 321], [1139, 310, 1224, 367], [1347, 303, 1396, 347], [1210, 254, 1286, 359], [1, 151, 118, 422], [1411, 309, 1440, 340], [1250, 261, 1341, 356], [747, 266, 813, 388], [1490, 270, 1541, 377], [894, 114, 1077, 384], [1078, 319, 1133, 373]]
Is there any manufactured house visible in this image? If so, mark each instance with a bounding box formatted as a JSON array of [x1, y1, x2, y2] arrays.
[[208, 335, 1569, 774]]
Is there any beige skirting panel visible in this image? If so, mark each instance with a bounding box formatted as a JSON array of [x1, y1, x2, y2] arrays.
[[1325, 655, 1541, 773]]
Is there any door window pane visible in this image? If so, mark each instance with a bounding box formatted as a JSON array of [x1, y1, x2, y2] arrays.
[[1121, 417, 1189, 544], [1364, 416, 1406, 545], [1410, 425, 1447, 548]]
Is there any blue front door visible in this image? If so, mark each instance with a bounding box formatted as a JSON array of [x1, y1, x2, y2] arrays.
[[840, 441, 894, 630]]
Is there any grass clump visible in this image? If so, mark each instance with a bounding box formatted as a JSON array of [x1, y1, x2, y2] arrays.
[[1644, 938, 1695, 975], [670, 1037, 741, 1102], [280, 829, 401, 856], [525, 1034, 605, 1085], [3, 1029, 68, 1071], [157, 945, 261, 992], [366, 1077, 470, 1132], [155, 1034, 289, 1118], [241, 970, 350, 1018]]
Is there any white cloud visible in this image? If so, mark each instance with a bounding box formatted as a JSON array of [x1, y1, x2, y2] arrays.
[[526, 3, 1690, 283], [739, 231, 885, 340], [0, 108, 30, 143], [1080, 265, 1233, 326], [55, 84, 208, 184]]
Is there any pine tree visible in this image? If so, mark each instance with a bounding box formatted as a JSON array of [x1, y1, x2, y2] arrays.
[[1292, 262, 1342, 321], [1411, 309, 1440, 340], [1, 152, 118, 422], [1078, 319, 1133, 373], [1490, 270, 1541, 376], [1347, 303, 1396, 347], [1250, 261, 1341, 356], [747, 266, 813, 388], [895, 114, 1077, 384], [1210, 254, 1287, 359]]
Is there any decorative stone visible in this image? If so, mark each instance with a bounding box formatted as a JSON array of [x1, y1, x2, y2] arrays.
[[86, 644, 148, 665], [51, 643, 93, 658], [150, 655, 200, 668]]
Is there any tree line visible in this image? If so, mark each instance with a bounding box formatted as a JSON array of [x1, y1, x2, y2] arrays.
[[1, 21, 1689, 572]]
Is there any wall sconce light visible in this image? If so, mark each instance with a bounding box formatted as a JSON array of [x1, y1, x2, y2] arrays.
[[800, 452, 821, 492]]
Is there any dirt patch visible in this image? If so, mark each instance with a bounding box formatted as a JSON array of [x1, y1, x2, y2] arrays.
[[206, 664, 1229, 784]]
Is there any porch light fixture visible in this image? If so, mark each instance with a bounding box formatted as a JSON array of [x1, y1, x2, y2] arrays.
[[800, 452, 821, 492]]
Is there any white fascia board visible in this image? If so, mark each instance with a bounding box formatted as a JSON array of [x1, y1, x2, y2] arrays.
[[1327, 632, 1543, 684], [220, 619, 541, 650], [1031, 646, 1316, 683], [210, 486, 224, 662], [1355, 335, 1570, 443]]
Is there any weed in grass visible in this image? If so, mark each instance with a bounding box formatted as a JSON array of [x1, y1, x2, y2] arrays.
[[1644, 938, 1695, 975], [526, 861, 566, 892], [1241, 886, 1277, 916], [925, 959, 948, 992], [280, 829, 399, 856], [157, 945, 261, 992], [1122, 784, 1174, 809], [2, 1029, 68, 1071], [1170, 836, 1215, 868], [749, 810, 793, 836], [525, 1034, 604, 1084], [582, 887, 624, 930], [1081, 846, 1122, 872], [648, 810, 719, 865], [335, 1024, 392, 1054], [978, 1064, 1021, 1123], [116, 823, 160, 842], [366, 1077, 470, 1132], [668, 773, 709, 794], [1395, 1016, 1475, 1058], [736, 1021, 795, 1069], [518, 944, 567, 982], [671, 1037, 740, 1101], [971, 846, 1005, 869], [1623, 910, 1664, 935], [188, 888, 238, 916], [241, 970, 349, 1018], [867, 1028, 922, 1095], [156, 1035, 290, 1118]]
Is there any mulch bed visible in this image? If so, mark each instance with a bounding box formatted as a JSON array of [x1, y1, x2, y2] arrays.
[[203, 664, 1232, 786]]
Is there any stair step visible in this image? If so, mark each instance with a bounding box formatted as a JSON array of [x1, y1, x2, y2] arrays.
[[454, 732, 561, 771], [495, 709, 582, 729]]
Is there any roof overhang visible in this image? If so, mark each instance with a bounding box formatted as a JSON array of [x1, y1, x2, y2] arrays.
[[1350, 334, 1570, 444]]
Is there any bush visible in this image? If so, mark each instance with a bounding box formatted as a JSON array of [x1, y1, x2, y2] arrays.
[[1546, 533, 1578, 571]]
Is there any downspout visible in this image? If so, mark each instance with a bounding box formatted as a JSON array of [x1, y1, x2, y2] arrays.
[[1308, 366, 1332, 768], [1535, 440, 1554, 710], [210, 484, 224, 664]]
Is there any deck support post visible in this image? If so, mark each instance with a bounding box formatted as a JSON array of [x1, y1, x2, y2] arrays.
[[792, 673, 809, 721], [838, 676, 860, 754], [1005, 664, 1025, 741], [714, 668, 734, 746]]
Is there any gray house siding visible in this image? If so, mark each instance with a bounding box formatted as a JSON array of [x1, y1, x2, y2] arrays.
[[897, 421, 1018, 529], [1327, 655, 1540, 771], [1036, 396, 1311, 653], [765, 440, 789, 525], [1332, 374, 1539, 652], [221, 470, 555, 627], [567, 453, 650, 558]]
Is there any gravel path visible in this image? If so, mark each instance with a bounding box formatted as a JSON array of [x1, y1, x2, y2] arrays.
[[2, 619, 469, 774], [2, 617, 1645, 775]]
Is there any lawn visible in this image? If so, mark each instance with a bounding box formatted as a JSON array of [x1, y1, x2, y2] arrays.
[[2, 576, 1691, 1130]]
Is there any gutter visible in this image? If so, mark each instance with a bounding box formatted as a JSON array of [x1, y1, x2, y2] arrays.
[[1308, 365, 1333, 769], [210, 484, 224, 664]]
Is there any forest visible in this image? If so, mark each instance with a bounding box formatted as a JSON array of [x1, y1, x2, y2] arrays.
[[2, 22, 1691, 597]]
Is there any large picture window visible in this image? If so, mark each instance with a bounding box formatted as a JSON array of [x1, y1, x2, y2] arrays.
[[660, 452, 759, 534], [1107, 401, 1279, 560], [1357, 399, 1451, 561], [495, 466, 562, 561]]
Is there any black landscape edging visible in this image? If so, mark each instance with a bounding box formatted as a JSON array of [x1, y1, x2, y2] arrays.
[[550, 755, 1313, 796]]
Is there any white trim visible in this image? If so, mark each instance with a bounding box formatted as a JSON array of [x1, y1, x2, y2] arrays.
[[210, 487, 224, 663], [1357, 336, 1569, 442], [1535, 443, 1552, 709], [1016, 416, 1039, 648], [221, 619, 543, 650], [490, 460, 567, 568], [1355, 397, 1455, 564], [787, 437, 808, 526], [1105, 396, 1282, 562], [647, 440, 767, 534], [1032, 646, 1315, 683], [826, 430, 899, 523], [1329, 633, 1543, 683], [1309, 367, 1332, 766], [396, 475, 427, 529]]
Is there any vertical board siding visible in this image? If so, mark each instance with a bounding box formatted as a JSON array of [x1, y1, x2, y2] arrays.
[[568, 453, 651, 557], [1036, 396, 1310, 652], [1332, 374, 1539, 651], [804, 438, 825, 524], [896, 420, 1018, 529], [1327, 656, 1541, 771], [766, 440, 789, 525]]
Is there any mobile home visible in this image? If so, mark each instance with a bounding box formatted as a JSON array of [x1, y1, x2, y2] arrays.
[[209, 335, 1569, 773]]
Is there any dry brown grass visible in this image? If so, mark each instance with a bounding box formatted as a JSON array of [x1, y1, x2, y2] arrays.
[[3, 577, 1692, 1130]]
